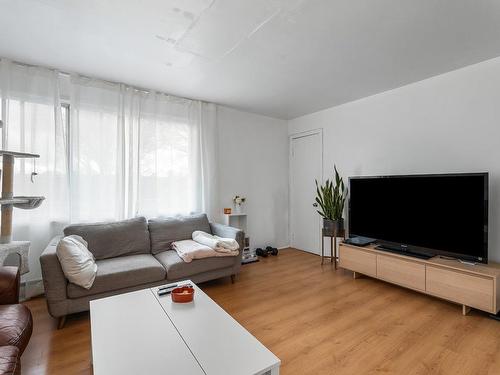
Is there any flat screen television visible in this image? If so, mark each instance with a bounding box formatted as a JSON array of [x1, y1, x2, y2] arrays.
[[348, 173, 488, 263]]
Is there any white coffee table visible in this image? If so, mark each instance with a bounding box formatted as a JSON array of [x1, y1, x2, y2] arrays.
[[90, 281, 280, 375]]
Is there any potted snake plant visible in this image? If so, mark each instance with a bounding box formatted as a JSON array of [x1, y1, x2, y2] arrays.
[[315, 166, 347, 236]]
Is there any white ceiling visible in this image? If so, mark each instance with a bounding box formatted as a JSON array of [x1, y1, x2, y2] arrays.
[[1, 0, 500, 119]]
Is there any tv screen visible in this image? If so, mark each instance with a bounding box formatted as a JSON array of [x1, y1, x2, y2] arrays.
[[348, 173, 488, 263]]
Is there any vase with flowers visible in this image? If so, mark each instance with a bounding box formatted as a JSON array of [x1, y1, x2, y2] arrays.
[[233, 195, 246, 213]]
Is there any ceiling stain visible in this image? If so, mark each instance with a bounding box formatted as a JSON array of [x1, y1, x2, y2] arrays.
[[183, 11, 195, 20]]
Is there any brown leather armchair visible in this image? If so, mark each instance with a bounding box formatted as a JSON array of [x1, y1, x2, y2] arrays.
[[0, 267, 33, 375]]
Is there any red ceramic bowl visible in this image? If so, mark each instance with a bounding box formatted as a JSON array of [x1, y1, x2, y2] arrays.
[[171, 286, 195, 303]]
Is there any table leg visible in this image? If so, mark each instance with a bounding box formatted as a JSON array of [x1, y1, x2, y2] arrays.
[[462, 305, 471, 315]]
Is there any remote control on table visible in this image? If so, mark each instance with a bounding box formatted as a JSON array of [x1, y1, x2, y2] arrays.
[[157, 286, 177, 296]]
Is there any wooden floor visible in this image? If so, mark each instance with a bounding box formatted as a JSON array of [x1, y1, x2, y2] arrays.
[[22, 248, 500, 375]]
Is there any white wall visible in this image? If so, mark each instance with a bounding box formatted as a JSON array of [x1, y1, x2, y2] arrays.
[[289, 57, 500, 262], [217, 106, 289, 250]]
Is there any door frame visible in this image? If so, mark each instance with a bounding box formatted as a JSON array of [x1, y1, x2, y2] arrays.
[[288, 128, 324, 252]]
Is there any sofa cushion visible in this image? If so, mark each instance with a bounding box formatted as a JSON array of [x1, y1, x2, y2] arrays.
[[148, 214, 211, 255], [155, 250, 235, 280], [0, 304, 33, 354], [64, 217, 150, 260], [67, 254, 166, 299], [56, 235, 97, 289]]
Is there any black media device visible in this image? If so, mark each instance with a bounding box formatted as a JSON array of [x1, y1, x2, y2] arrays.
[[348, 173, 488, 264], [343, 236, 376, 247]]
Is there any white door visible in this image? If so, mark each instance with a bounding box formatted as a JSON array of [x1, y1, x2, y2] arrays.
[[290, 131, 322, 255]]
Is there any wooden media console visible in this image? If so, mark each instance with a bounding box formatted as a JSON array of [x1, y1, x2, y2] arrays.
[[338, 243, 500, 315]]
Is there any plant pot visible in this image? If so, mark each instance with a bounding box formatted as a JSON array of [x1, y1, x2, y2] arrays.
[[335, 218, 344, 232], [323, 219, 334, 236], [323, 218, 344, 236]]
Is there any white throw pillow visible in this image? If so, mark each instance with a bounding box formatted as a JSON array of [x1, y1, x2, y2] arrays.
[[56, 235, 97, 289]]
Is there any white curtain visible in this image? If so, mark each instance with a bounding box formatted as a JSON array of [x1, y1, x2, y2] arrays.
[[0, 60, 219, 283], [68, 76, 218, 221], [0, 60, 69, 282], [69, 76, 125, 222], [131, 90, 218, 220]]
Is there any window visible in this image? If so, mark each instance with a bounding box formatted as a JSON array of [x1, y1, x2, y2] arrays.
[[1, 61, 217, 281]]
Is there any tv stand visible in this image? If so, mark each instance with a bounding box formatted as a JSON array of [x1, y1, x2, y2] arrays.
[[339, 243, 500, 315]]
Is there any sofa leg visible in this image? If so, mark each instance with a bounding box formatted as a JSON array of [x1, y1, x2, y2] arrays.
[[58, 315, 67, 329], [230, 274, 236, 284]]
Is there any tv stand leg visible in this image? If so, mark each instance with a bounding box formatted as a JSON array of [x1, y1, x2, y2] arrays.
[[462, 305, 471, 316], [353, 271, 361, 279]]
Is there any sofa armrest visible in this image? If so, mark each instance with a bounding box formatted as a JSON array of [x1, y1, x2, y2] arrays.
[[0, 267, 20, 305], [210, 223, 245, 246], [210, 223, 244, 267], [40, 236, 68, 307]]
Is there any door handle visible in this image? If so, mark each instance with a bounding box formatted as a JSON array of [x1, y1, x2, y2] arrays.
[[312, 203, 318, 207]]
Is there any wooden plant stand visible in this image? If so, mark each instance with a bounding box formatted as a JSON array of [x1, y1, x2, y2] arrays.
[[321, 228, 345, 268]]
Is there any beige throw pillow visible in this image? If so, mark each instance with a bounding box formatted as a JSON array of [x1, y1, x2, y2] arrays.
[[56, 235, 97, 289]]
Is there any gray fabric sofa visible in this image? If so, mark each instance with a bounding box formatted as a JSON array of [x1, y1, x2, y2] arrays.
[[40, 214, 244, 327]]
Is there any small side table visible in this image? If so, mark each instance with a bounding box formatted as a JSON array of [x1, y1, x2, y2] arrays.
[[321, 229, 345, 268]]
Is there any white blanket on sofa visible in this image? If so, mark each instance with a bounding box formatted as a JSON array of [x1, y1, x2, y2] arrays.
[[172, 240, 239, 263], [192, 231, 239, 252]]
